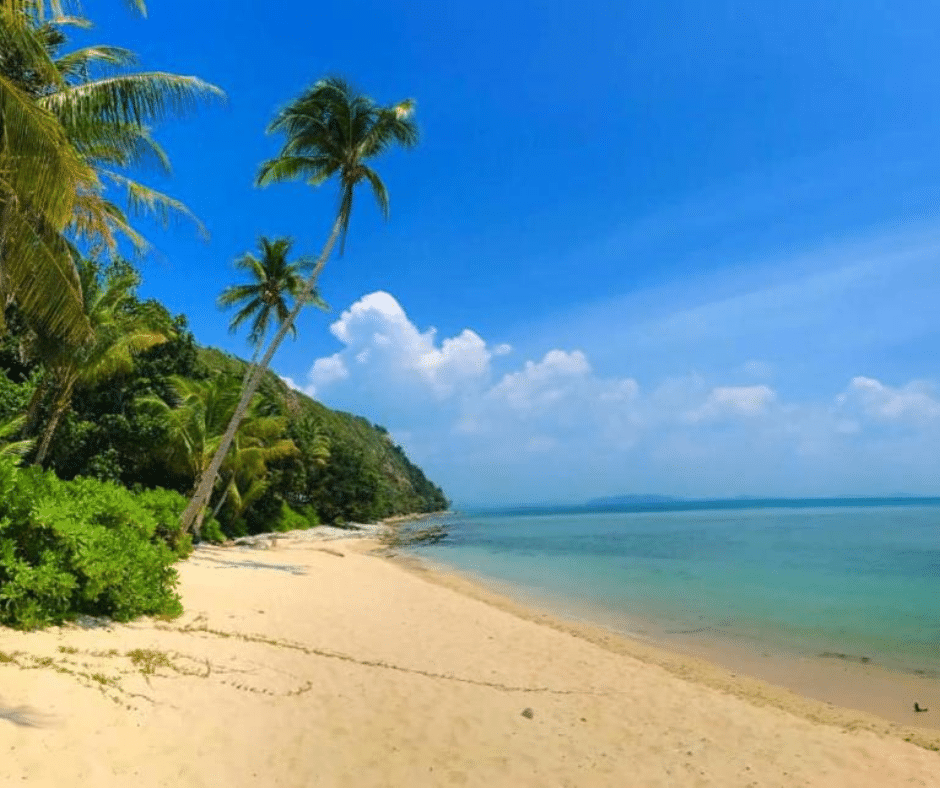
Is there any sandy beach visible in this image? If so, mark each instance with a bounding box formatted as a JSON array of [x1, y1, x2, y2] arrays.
[[1, 531, 938, 787]]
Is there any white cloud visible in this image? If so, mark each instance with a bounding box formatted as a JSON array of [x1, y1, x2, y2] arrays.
[[488, 350, 593, 411], [685, 385, 777, 423], [307, 355, 349, 394], [291, 291, 940, 503], [307, 291, 499, 399], [838, 376, 940, 422], [740, 359, 775, 380]]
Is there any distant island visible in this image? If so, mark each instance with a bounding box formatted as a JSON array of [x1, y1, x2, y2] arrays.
[[579, 494, 940, 512]]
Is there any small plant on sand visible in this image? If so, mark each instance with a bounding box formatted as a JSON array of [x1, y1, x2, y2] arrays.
[[127, 648, 173, 676]]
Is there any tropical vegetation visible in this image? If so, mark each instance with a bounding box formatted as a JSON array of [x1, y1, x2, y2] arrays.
[[0, 3, 444, 628], [180, 77, 419, 536]]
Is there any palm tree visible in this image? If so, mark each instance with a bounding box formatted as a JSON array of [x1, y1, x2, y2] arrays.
[[217, 236, 324, 368], [0, 2, 97, 340], [139, 376, 297, 523], [210, 416, 300, 526], [0, 2, 222, 341], [180, 77, 418, 536], [38, 16, 221, 254], [29, 259, 171, 465]]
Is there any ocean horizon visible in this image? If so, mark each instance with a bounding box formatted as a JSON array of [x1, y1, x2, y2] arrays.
[[406, 498, 940, 678]]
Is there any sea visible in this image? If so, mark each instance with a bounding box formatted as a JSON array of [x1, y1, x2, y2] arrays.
[[404, 499, 940, 678]]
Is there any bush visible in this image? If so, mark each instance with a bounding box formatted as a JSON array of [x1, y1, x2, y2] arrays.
[[0, 458, 183, 629], [200, 514, 225, 544], [273, 501, 309, 533], [135, 486, 193, 558], [301, 505, 320, 528]]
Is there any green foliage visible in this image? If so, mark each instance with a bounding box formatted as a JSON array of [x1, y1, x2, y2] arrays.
[[195, 348, 448, 530], [301, 506, 320, 528], [200, 515, 225, 544], [0, 267, 447, 549], [0, 2, 222, 345], [272, 501, 309, 533], [135, 486, 194, 559], [0, 457, 182, 629]]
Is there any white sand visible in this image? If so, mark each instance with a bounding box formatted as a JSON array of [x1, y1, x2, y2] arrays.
[[0, 535, 937, 787]]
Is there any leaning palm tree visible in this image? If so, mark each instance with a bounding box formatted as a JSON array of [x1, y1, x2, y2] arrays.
[[210, 415, 300, 525], [139, 376, 297, 522], [217, 236, 324, 369], [179, 77, 418, 536]]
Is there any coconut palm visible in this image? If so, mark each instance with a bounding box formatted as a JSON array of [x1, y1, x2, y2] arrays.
[[139, 376, 297, 522], [180, 77, 418, 536], [29, 259, 171, 465], [210, 415, 300, 526], [0, 2, 96, 340], [217, 236, 324, 367], [0, 1, 221, 341]]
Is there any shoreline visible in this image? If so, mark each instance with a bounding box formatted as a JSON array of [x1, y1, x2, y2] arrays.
[[1, 530, 938, 786], [380, 543, 940, 750]]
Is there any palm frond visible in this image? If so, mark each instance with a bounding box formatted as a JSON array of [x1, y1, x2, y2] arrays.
[[70, 122, 172, 173], [0, 194, 90, 340], [55, 44, 137, 79], [223, 297, 263, 335], [102, 171, 208, 238], [360, 165, 389, 219], [218, 285, 261, 309], [0, 414, 33, 461], [39, 71, 224, 127], [337, 184, 354, 255], [0, 70, 89, 225], [256, 155, 339, 187]]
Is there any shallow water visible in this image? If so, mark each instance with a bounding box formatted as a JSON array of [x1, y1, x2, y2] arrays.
[[408, 501, 940, 676]]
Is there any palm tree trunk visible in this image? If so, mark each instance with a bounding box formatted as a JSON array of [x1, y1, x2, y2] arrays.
[[33, 383, 73, 467], [210, 476, 234, 521], [180, 214, 345, 537], [240, 331, 265, 391]]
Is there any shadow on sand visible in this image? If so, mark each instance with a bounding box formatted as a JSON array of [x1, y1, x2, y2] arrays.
[[0, 703, 50, 727]]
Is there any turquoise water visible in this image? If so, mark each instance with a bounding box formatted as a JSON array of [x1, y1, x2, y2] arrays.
[[408, 501, 940, 675]]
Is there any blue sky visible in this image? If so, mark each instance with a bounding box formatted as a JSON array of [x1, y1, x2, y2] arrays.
[[83, 0, 940, 504]]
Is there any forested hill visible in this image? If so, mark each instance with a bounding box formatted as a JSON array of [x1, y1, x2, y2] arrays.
[[0, 293, 448, 541], [198, 347, 449, 526]]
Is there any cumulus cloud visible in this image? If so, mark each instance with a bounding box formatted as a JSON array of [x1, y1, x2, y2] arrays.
[[306, 291, 497, 399], [685, 385, 777, 423], [308, 355, 349, 392], [290, 291, 940, 503], [488, 350, 593, 411], [838, 377, 940, 422]]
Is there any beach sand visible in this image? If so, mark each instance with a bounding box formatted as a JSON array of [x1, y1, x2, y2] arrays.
[[0, 533, 938, 787]]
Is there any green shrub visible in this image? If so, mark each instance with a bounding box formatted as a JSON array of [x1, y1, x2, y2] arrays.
[[301, 506, 320, 528], [0, 458, 183, 630], [200, 514, 225, 544], [273, 501, 309, 533], [135, 487, 193, 558]]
